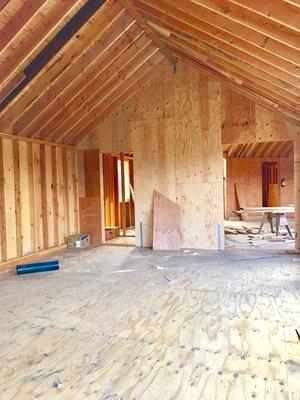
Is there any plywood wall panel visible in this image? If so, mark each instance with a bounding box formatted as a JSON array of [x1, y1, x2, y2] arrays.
[[255, 105, 300, 142], [131, 117, 176, 247], [78, 62, 225, 250], [174, 69, 224, 249], [221, 88, 299, 144], [177, 182, 224, 249], [0, 139, 79, 264]]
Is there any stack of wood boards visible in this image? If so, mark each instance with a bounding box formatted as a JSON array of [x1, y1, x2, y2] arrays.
[[225, 226, 260, 235]]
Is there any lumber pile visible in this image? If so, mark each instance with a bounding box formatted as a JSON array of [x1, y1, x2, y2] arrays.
[[225, 226, 260, 235]]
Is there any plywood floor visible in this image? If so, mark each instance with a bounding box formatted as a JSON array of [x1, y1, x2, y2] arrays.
[[0, 246, 299, 400]]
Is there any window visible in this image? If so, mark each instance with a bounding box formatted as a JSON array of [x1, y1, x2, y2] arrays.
[[118, 159, 130, 202]]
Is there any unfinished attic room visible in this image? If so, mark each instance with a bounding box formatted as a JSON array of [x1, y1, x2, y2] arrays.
[[0, 1, 300, 399]]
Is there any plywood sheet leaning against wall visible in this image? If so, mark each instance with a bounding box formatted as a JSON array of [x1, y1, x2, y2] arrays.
[[0, 136, 79, 264], [153, 190, 181, 251]]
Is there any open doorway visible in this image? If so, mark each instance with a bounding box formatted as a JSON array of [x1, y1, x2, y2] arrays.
[[262, 161, 279, 207], [223, 140, 295, 252], [102, 152, 135, 246]]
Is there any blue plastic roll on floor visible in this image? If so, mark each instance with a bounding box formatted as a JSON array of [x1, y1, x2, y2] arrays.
[[16, 260, 59, 275]]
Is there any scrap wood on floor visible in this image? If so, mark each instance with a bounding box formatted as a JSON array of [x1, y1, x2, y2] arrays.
[[225, 225, 260, 235]]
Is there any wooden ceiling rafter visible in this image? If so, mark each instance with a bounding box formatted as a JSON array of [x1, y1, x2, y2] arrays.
[[0, 0, 89, 103], [134, 2, 300, 103], [21, 25, 146, 138], [0, 0, 299, 145], [130, 0, 300, 123], [0, 0, 124, 131], [230, 0, 299, 31], [156, 25, 300, 107], [169, 48, 300, 124], [59, 49, 166, 144], [45, 40, 159, 142], [72, 57, 168, 144], [15, 10, 139, 136], [244, 143, 258, 157], [225, 140, 295, 158], [255, 141, 273, 157], [134, 0, 299, 81], [284, 141, 294, 157], [190, 0, 299, 48], [0, 0, 10, 12], [264, 140, 281, 157], [134, 0, 300, 64], [118, 0, 174, 61], [0, 0, 169, 146], [0, 0, 46, 53]]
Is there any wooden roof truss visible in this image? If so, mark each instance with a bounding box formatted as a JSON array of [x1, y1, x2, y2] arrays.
[[0, 0, 299, 145], [224, 140, 294, 158]]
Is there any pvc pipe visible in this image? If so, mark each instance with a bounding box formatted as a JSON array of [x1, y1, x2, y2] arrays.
[[16, 260, 59, 275]]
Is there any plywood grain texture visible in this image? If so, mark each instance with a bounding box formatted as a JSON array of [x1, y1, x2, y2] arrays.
[[0, 246, 299, 398], [0, 137, 79, 264], [131, 117, 177, 247], [80, 62, 224, 249], [221, 88, 300, 145], [153, 190, 181, 250]]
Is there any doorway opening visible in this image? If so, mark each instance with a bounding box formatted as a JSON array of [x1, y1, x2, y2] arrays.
[[223, 140, 295, 252], [262, 161, 279, 207], [103, 152, 135, 246]]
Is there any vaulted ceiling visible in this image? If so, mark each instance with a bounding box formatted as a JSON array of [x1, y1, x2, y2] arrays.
[[224, 140, 294, 158], [0, 0, 299, 145]]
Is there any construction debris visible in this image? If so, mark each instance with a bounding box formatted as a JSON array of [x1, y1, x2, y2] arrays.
[[225, 226, 260, 235]]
